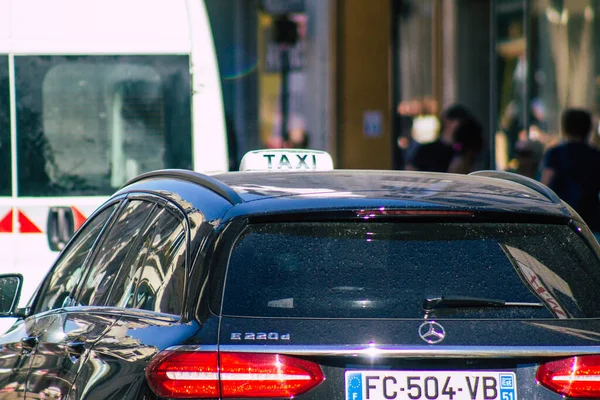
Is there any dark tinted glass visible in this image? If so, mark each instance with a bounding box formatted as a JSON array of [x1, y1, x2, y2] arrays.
[[125, 207, 186, 315], [15, 55, 192, 196], [0, 276, 21, 313], [34, 204, 117, 313], [106, 217, 155, 309], [107, 206, 186, 316], [78, 200, 155, 306], [0, 56, 9, 196], [223, 222, 600, 319]]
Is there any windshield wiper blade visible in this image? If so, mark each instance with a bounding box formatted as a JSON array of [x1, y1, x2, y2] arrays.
[[423, 295, 543, 311]]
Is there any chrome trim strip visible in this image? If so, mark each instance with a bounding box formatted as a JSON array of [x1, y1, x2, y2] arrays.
[[166, 372, 218, 380], [220, 373, 311, 381], [165, 345, 218, 352], [218, 345, 600, 358], [553, 375, 600, 382]]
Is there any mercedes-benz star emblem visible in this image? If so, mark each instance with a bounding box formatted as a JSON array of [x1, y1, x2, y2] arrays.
[[418, 321, 446, 344]]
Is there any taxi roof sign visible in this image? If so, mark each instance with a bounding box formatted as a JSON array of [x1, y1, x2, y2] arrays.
[[239, 149, 334, 172]]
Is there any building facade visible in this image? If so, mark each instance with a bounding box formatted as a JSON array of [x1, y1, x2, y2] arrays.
[[206, 0, 600, 172]]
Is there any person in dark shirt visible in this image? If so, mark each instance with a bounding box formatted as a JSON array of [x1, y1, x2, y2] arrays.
[[541, 108, 600, 232], [406, 104, 470, 172], [447, 116, 484, 174]]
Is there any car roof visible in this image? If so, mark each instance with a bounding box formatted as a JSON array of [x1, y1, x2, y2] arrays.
[[215, 170, 545, 201], [121, 169, 573, 220]]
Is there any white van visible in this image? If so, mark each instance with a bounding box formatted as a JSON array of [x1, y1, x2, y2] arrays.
[[0, 0, 228, 333]]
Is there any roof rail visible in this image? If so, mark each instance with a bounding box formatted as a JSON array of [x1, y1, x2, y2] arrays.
[[121, 169, 244, 205], [468, 170, 562, 204]]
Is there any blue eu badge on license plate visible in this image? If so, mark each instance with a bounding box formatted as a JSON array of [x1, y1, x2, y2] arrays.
[[346, 372, 363, 400], [499, 374, 516, 400]]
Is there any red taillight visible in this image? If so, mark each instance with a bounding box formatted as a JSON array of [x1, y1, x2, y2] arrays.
[[537, 355, 600, 398], [146, 351, 325, 398], [220, 352, 324, 398], [146, 351, 220, 398]]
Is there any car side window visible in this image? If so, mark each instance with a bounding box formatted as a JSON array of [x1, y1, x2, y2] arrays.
[[77, 200, 155, 306], [33, 204, 117, 313], [107, 205, 186, 315]]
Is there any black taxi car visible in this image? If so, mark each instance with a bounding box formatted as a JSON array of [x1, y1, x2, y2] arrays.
[[2, 149, 600, 400]]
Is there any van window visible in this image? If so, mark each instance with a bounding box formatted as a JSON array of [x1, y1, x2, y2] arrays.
[[15, 55, 192, 196], [0, 56, 9, 196]]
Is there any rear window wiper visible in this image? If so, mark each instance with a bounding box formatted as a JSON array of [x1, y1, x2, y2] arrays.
[[423, 295, 543, 311]]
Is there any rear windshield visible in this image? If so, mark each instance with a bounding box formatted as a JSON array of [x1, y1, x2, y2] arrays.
[[222, 222, 600, 319]]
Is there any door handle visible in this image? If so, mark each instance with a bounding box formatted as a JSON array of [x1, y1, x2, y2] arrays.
[[42, 387, 62, 399], [66, 341, 86, 361], [66, 341, 85, 355], [20, 336, 38, 352], [47, 207, 75, 252]]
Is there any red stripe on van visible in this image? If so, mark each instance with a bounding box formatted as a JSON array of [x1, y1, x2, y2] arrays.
[[18, 210, 42, 233], [72, 206, 87, 230], [0, 209, 12, 233]]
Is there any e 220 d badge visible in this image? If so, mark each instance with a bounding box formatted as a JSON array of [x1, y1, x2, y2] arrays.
[[231, 332, 291, 341]]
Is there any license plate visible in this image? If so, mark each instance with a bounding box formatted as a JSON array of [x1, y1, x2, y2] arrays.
[[345, 370, 517, 400]]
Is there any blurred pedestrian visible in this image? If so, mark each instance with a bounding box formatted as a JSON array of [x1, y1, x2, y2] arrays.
[[447, 116, 484, 174], [508, 138, 543, 179], [506, 126, 545, 179], [406, 104, 471, 172], [541, 108, 600, 233]]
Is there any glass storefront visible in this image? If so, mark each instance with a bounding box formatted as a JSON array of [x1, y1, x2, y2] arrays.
[[393, 0, 492, 171], [257, 11, 309, 149], [393, 0, 440, 170], [203, 0, 600, 173], [494, 0, 600, 177], [204, 0, 317, 169], [393, 0, 600, 174], [494, 0, 528, 172]]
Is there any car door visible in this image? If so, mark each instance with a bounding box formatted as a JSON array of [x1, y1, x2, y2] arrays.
[[69, 199, 200, 399], [0, 202, 118, 399], [22, 199, 157, 399]]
